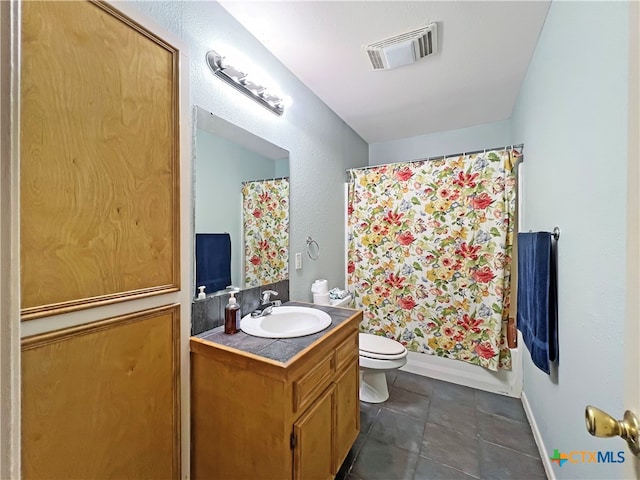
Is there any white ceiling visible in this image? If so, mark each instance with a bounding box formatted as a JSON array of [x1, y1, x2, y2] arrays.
[[219, 1, 551, 144]]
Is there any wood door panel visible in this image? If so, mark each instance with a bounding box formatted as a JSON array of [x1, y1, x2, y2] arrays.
[[334, 359, 360, 473], [293, 384, 335, 480], [20, 0, 180, 319], [21, 304, 181, 479]]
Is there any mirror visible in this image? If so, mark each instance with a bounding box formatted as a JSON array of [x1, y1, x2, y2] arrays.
[[194, 106, 290, 299]]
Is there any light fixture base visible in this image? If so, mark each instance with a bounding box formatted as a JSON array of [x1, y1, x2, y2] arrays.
[[206, 50, 285, 116]]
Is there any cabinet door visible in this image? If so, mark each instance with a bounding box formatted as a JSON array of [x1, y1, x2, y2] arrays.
[[334, 358, 360, 473], [293, 384, 335, 480]]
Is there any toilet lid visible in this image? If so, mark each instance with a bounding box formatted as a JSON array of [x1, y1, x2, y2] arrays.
[[359, 333, 406, 356]]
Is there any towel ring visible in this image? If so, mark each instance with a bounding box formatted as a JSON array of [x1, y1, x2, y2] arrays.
[[306, 236, 320, 260]]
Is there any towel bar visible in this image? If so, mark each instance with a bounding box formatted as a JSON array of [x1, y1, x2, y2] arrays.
[[527, 227, 560, 240]]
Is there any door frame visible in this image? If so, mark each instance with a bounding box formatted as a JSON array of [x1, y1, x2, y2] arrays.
[[624, 1, 640, 478], [0, 0, 21, 477]]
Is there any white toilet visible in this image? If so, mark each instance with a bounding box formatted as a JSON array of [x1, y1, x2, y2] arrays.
[[358, 333, 408, 403], [327, 294, 408, 403]]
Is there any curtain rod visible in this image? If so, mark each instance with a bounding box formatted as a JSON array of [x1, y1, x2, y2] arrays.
[[346, 143, 525, 177], [241, 176, 289, 185]]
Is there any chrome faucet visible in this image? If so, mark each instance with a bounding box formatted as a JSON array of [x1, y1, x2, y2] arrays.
[[251, 290, 279, 318]]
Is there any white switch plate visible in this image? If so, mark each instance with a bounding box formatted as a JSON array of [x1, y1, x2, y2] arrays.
[[295, 252, 302, 270]]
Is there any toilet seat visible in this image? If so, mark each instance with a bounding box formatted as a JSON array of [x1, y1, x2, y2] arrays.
[[359, 355, 407, 370], [359, 333, 408, 360]]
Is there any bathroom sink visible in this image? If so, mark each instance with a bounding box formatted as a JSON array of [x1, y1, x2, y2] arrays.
[[240, 306, 332, 338]]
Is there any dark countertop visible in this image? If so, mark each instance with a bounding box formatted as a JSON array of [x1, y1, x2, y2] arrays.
[[193, 301, 359, 364]]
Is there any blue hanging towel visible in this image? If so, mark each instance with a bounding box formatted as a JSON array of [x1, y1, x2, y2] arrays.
[[516, 232, 558, 374], [195, 233, 232, 295]]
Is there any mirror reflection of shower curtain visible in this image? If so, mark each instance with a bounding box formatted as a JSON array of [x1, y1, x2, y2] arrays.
[[242, 178, 289, 288], [347, 150, 518, 371]]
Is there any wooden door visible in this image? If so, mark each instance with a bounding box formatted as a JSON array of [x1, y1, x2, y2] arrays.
[[334, 358, 360, 474], [293, 384, 335, 480], [20, 1, 183, 478]]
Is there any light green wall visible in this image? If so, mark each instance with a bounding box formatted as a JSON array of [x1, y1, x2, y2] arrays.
[[511, 2, 629, 478], [369, 119, 512, 165]]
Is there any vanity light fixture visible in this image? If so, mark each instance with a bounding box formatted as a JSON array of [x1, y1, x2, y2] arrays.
[[206, 50, 287, 116]]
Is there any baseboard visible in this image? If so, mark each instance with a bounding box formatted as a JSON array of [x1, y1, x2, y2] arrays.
[[401, 347, 523, 397], [522, 391, 555, 480]]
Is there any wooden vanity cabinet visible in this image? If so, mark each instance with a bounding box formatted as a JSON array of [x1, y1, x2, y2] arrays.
[[190, 309, 361, 480]]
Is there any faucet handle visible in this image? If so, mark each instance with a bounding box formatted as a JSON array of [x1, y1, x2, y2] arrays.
[[261, 290, 278, 303]]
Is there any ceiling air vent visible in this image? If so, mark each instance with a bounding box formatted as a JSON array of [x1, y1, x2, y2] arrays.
[[365, 23, 438, 71]]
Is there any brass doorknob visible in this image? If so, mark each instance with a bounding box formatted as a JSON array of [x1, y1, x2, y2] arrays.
[[585, 405, 640, 455]]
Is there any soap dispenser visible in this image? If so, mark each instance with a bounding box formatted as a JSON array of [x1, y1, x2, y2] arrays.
[[197, 286, 206, 300], [224, 290, 241, 334]]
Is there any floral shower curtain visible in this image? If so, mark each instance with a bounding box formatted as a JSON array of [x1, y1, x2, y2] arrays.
[[347, 150, 518, 371], [242, 178, 289, 288]]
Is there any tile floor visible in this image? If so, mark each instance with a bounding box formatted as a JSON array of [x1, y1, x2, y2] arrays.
[[336, 370, 547, 480]]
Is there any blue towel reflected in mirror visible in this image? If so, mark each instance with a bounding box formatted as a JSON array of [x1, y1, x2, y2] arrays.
[[195, 233, 232, 295]]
